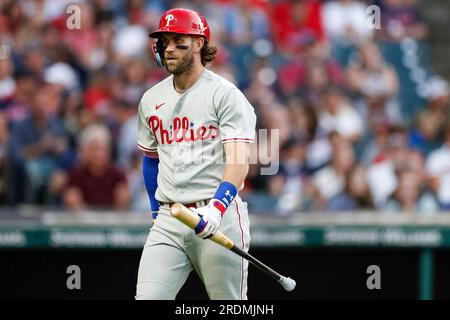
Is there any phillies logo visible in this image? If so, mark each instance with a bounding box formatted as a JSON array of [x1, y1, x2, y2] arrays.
[[165, 14, 174, 27], [149, 115, 220, 145]]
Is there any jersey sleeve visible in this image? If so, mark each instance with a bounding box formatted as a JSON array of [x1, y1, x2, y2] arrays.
[[216, 88, 257, 144], [137, 100, 158, 153]]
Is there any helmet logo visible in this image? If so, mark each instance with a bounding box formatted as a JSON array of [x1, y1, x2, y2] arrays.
[[165, 14, 174, 27], [192, 21, 207, 32]]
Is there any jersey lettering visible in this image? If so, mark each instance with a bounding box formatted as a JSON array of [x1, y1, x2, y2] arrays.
[[149, 115, 220, 145]]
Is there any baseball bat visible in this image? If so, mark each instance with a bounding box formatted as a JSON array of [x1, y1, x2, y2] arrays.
[[170, 203, 296, 292]]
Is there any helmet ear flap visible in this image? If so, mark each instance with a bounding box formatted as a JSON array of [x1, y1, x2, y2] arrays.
[[151, 38, 165, 68]]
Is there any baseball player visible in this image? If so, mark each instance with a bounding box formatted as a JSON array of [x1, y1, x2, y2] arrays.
[[135, 8, 257, 300]]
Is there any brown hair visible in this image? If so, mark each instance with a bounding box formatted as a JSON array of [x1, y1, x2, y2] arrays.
[[200, 42, 217, 66]]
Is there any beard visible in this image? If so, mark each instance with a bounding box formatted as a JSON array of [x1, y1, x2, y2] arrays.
[[164, 46, 195, 76]]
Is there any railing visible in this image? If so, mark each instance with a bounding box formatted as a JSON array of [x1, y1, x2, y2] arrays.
[[2, 210, 450, 299]]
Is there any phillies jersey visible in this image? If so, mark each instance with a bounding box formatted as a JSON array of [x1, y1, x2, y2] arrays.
[[137, 69, 257, 203]]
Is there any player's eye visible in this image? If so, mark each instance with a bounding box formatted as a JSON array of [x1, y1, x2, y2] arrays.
[[174, 37, 185, 44], [160, 38, 169, 46]]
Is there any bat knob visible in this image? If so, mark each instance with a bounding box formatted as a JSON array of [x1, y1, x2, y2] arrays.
[[279, 276, 296, 292]]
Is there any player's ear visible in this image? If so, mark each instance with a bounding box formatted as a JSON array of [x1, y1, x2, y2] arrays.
[[194, 36, 204, 54]]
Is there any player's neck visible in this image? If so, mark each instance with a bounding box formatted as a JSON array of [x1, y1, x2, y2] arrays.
[[173, 64, 205, 93]]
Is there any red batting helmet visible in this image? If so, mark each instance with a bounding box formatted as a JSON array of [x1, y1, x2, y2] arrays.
[[149, 8, 211, 42]]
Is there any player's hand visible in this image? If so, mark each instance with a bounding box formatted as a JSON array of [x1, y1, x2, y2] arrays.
[[192, 200, 223, 239]]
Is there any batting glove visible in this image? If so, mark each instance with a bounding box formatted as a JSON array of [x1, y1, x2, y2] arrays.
[[193, 199, 225, 239]]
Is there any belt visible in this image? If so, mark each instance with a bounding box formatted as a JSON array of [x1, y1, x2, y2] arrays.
[[159, 199, 211, 209]]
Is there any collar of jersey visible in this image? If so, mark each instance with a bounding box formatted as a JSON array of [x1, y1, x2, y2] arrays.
[[171, 68, 207, 96]]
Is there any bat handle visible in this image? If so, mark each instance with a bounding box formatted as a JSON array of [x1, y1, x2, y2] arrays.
[[170, 203, 234, 249]]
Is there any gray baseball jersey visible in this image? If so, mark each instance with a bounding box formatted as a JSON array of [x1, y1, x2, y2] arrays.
[[137, 69, 257, 203], [136, 68, 256, 300]]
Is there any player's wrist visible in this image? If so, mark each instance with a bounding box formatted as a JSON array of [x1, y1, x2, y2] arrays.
[[211, 181, 237, 216]]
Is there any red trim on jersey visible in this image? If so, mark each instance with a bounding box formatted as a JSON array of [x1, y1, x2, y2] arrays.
[[143, 151, 159, 158], [222, 138, 255, 143], [137, 143, 157, 152], [235, 200, 245, 300]]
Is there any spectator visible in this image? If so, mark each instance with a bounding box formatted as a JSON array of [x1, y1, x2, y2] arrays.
[[0, 57, 16, 102], [366, 125, 425, 208], [318, 86, 363, 143], [83, 70, 111, 117], [311, 135, 355, 209], [384, 168, 438, 213], [276, 137, 310, 214], [276, 39, 344, 103], [424, 76, 450, 119], [207, 44, 236, 83], [408, 110, 444, 156], [222, 0, 269, 45], [221, 0, 270, 86], [271, 0, 324, 55], [425, 126, 450, 210], [0, 112, 9, 203], [377, 0, 428, 42], [44, 62, 81, 92], [358, 114, 392, 164], [5, 71, 37, 123], [21, 41, 47, 78], [112, 24, 148, 62], [62, 124, 130, 210], [10, 84, 71, 204], [321, 0, 373, 44], [347, 41, 401, 126], [244, 173, 285, 214], [122, 59, 148, 105], [113, 99, 138, 171], [126, 150, 150, 212], [81, 21, 115, 70], [126, 0, 155, 26], [327, 165, 374, 211], [285, 97, 317, 142]]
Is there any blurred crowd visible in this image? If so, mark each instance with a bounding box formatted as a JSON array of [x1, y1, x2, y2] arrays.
[[0, 0, 448, 215]]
